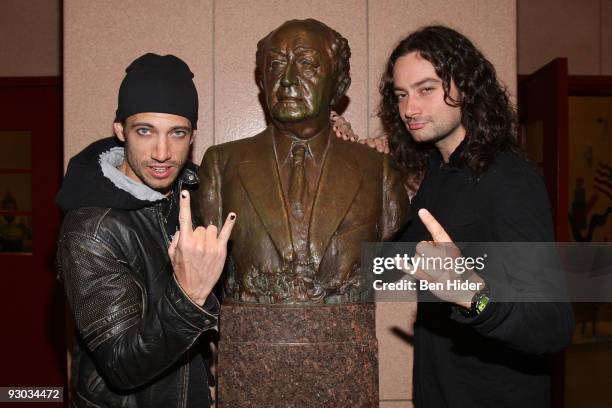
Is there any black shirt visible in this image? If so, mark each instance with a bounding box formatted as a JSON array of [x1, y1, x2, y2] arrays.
[[400, 141, 575, 407]]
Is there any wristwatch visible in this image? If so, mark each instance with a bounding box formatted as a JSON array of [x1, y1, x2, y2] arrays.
[[462, 284, 491, 318]]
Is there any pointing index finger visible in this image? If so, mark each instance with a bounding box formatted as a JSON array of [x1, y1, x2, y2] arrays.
[[418, 208, 453, 243], [178, 190, 193, 240]]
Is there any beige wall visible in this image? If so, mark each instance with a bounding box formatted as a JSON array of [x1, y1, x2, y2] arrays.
[[64, 1, 516, 406], [518, 0, 612, 75], [5, 0, 612, 81], [0, 0, 60, 77]]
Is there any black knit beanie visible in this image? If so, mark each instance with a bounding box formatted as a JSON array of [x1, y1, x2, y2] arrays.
[[115, 53, 198, 128]]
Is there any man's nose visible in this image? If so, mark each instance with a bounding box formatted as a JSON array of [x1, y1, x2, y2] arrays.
[[402, 95, 420, 119], [152, 136, 171, 162], [280, 60, 298, 87]]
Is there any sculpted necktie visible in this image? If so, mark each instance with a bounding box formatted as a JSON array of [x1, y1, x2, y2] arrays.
[[289, 143, 307, 219]]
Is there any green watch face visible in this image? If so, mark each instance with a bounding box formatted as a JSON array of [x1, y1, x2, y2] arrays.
[[475, 295, 490, 314]]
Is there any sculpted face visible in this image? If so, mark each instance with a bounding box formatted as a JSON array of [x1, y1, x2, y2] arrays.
[[262, 22, 335, 130]]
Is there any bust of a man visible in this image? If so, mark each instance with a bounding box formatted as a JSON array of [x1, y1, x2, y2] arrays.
[[198, 19, 409, 303]]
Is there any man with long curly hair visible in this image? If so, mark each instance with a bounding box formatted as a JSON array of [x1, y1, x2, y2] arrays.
[[360, 26, 574, 406]]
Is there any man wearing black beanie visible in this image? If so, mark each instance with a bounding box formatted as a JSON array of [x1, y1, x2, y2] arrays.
[[56, 53, 236, 407]]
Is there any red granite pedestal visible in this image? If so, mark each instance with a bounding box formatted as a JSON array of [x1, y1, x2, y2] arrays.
[[217, 302, 378, 408]]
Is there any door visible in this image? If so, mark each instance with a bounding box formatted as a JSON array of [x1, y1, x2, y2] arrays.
[[0, 77, 65, 402], [517, 58, 569, 241], [517, 58, 569, 408]]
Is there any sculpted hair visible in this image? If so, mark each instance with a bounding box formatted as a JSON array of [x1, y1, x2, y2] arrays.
[[255, 19, 351, 107], [377, 25, 521, 177]]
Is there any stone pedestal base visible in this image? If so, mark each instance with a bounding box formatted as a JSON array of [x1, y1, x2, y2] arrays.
[[217, 302, 378, 408]]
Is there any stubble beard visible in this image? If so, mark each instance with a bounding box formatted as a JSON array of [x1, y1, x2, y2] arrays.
[[124, 148, 184, 195], [408, 116, 464, 146]]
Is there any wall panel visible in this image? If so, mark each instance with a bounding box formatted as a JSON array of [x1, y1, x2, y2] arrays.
[[603, 0, 612, 75], [518, 0, 600, 75], [0, 0, 60, 77]]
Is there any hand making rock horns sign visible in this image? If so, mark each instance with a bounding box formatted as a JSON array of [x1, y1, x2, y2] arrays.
[[409, 208, 485, 309], [168, 190, 236, 305]]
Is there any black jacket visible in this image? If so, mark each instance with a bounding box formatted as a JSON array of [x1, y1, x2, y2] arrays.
[[57, 138, 219, 407], [402, 142, 575, 407]]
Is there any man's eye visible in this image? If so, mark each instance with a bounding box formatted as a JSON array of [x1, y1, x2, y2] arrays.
[[136, 128, 151, 136], [395, 93, 406, 100], [172, 130, 188, 138], [420, 87, 434, 95]]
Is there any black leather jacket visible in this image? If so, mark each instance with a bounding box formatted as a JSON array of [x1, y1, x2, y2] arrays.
[[57, 138, 219, 407]]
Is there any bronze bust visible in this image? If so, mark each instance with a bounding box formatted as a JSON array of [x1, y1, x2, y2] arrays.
[[198, 19, 409, 303]]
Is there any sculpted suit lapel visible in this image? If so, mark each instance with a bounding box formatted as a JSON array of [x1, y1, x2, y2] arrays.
[[237, 129, 361, 266], [309, 135, 362, 264], [237, 127, 293, 261]]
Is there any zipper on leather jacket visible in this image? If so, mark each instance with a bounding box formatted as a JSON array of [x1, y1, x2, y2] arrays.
[[160, 176, 186, 248], [156, 203, 171, 247], [178, 350, 190, 408]]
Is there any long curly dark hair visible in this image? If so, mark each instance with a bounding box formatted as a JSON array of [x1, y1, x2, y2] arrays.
[[377, 25, 521, 179]]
